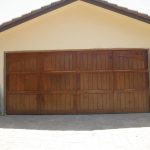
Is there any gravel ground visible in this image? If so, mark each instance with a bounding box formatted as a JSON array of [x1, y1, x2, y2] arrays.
[[0, 113, 150, 150]]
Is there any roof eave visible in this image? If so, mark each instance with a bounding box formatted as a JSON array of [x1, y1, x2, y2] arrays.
[[0, 0, 149, 32], [0, 0, 76, 32], [84, 0, 150, 24]]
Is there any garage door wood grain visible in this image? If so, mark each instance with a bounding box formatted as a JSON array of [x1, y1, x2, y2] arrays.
[[6, 50, 149, 114]]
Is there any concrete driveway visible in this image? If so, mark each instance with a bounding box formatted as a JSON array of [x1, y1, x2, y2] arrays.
[[0, 113, 150, 150]]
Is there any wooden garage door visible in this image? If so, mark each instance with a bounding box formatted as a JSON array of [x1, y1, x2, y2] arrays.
[[6, 50, 149, 114]]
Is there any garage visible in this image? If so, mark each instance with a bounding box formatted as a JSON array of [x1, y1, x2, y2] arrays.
[[6, 49, 149, 114], [0, 0, 150, 115]]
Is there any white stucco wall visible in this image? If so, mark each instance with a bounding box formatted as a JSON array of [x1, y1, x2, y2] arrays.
[[0, 1, 150, 114]]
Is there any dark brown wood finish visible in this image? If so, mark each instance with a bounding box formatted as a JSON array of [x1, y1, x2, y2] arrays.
[[6, 49, 149, 114]]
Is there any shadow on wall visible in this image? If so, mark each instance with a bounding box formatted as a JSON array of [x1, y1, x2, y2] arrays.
[[0, 113, 150, 131]]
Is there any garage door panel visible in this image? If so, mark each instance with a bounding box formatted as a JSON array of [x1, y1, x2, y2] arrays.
[[8, 74, 39, 92], [113, 50, 147, 70], [24, 75, 39, 91], [113, 91, 149, 113], [80, 72, 113, 90], [41, 74, 76, 91], [7, 94, 38, 114], [41, 94, 74, 114], [77, 93, 114, 113], [8, 75, 24, 91], [7, 54, 39, 73], [115, 72, 148, 90], [43, 52, 76, 71], [77, 51, 112, 70]]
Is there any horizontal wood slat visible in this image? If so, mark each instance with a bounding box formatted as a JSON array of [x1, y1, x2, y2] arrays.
[[6, 49, 149, 114]]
